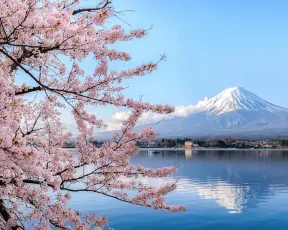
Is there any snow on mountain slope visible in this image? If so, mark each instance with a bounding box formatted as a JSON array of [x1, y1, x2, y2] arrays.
[[193, 86, 288, 115], [97, 87, 288, 139], [150, 87, 288, 137]]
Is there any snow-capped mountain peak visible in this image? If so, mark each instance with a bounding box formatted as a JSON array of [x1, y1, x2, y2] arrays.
[[195, 86, 287, 115], [98, 87, 288, 139]]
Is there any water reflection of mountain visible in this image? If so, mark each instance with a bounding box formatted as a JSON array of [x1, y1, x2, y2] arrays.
[[134, 150, 288, 213]]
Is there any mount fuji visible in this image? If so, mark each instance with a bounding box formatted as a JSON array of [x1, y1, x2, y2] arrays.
[[192, 86, 287, 115], [99, 87, 288, 139], [153, 86, 288, 138]]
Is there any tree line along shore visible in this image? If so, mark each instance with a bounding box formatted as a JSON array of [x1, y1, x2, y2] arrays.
[[63, 138, 288, 149]]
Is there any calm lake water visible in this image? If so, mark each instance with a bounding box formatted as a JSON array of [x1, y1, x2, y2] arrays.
[[68, 149, 288, 230]]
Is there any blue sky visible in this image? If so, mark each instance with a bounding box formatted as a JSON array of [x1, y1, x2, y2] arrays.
[[94, 0, 288, 109], [19, 0, 288, 127]]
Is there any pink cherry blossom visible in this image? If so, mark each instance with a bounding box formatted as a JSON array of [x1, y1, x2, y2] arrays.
[[0, 0, 185, 229]]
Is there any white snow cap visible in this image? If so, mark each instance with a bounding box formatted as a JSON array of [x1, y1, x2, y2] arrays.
[[195, 86, 287, 115]]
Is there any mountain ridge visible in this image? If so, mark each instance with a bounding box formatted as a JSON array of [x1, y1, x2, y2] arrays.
[[97, 87, 288, 139], [193, 86, 287, 115]]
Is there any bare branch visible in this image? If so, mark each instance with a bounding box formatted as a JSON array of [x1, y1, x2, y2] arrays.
[[72, 0, 111, 15], [15, 86, 42, 96]]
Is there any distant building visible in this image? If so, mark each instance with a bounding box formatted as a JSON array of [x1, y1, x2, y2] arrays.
[[148, 141, 157, 147], [185, 141, 192, 148]]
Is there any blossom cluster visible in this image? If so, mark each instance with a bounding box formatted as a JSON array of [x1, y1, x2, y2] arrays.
[[0, 0, 185, 229]]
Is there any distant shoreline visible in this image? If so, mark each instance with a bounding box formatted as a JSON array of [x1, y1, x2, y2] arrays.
[[63, 147, 288, 151], [140, 147, 288, 151]]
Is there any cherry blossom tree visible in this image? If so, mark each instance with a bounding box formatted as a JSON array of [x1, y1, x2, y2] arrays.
[[0, 0, 186, 229]]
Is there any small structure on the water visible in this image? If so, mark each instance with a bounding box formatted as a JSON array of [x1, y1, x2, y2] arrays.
[[184, 141, 192, 148]]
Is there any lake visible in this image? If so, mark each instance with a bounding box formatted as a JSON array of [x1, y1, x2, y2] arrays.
[[68, 149, 288, 230]]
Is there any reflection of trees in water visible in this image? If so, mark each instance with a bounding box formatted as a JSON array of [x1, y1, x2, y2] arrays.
[[137, 150, 288, 213]]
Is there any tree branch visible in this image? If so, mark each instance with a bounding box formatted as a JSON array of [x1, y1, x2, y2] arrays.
[[72, 0, 111, 15], [15, 86, 42, 96], [61, 187, 146, 207]]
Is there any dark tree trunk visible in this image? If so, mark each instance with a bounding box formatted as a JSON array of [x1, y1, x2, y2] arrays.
[[0, 215, 6, 230], [0, 199, 8, 229]]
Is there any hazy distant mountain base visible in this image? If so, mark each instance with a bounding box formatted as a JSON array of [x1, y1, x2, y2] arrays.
[[152, 110, 288, 138], [97, 87, 288, 140], [97, 125, 288, 141]]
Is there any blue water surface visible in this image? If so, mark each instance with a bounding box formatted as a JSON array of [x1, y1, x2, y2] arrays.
[[68, 149, 288, 230]]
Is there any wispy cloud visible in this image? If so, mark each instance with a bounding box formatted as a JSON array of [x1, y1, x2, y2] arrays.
[[61, 97, 210, 133], [105, 97, 210, 131]]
